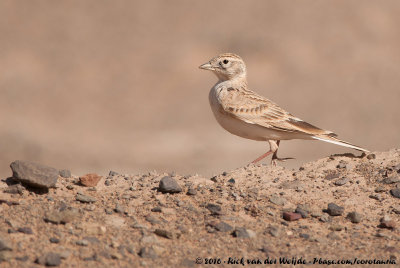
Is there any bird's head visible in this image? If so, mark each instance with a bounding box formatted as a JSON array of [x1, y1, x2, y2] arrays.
[[199, 53, 247, 81]]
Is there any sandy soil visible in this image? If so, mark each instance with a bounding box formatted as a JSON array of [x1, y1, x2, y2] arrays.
[[0, 149, 399, 267]]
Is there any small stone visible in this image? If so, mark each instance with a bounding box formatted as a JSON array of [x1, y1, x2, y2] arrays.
[[266, 226, 280, 237], [366, 154, 376, 160], [59, 169, 71, 178], [206, 203, 222, 215], [79, 173, 101, 187], [375, 186, 386, 193], [0, 251, 13, 262], [283, 212, 301, 221], [347, 212, 362, 223], [66, 185, 74, 190], [227, 178, 235, 184], [76, 239, 89, 246], [139, 247, 157, 259], [269, 195, 286, 206], [369, 194, 383, 201], [0, 238, 12, 251], [319, 214, 331, 223], [186, 188, 197, 196], [295, 205, 309, 218], [10, 160, 58, 189], [232, 227, 255, 238], [390, 188, 400, 199], [151, 207, 162, 213], [114, 204, 125, 214], [299, 233, 310, 239], [3, 184, 24, 195], [18, 227, 33, 234], [326, 203, 344, 216], [334, 177, 349, 186], [154, 229, 175, 239], [382, 176, 400, 184], [44, 207, 80, 224], [145, 215, 161, 225], [324, 173, 339, 180], [329, 224, 344, 231], [158, 176, 182, 193], [49, 237, 60, 243], [336, 161, 347, 169], [76, 193, 96, 203], [109, 170, 119, 176], [380, 216, 396, 229]]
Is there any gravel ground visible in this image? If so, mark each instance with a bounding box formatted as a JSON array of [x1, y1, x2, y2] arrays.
[[0, 149, 399, 267]]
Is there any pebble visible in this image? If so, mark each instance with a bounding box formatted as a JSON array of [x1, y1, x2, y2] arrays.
[[374, 186, 386, 193], [154, 229, 175, 239], [379, 216, 396, 229], [18, 227, 33, 234], [0, 238, 12, 251], [382, 176, 400, 184], [79, 173, 101, 187], [44, 207, 80, 224], [158, 176, 182, 193], [3, 184, 24, 195], [232, 227, 255, 238], [390, 188, 400, 199], [366, 153, 376, 160], [334, 177, 349, 186], [319, 214, 331, 223], [186, 188, 197, 196], [139, 247, 158, 259], [283, 212, 301, 221], [336, 161, 347, 169], [227, 178, 235, 184], [76, 193, 97, 203], [114, 204, 126, 214], [347, 212, 362, 223], [329, 224, 344, 231], [59, 169, 71, 178], [326, 203, 344, 216], [324, 173, 339, 180], [10, 160, 59, 189], [295, 204, 311, 218], [206, 203, 222, 215], [0, 251, 13, 262], [36, 252, 61, 266], [76, 239, 89, 246], [49, 237, 60, 244], [266, 226, 280, 237], [269, 195, 286, 206], [109, 170, 119, 176], [369, 194, 383, 201], [151, 207, 162, 213]]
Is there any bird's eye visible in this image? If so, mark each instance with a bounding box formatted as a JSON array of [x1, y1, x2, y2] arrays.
[[223, 59, 229, 64]]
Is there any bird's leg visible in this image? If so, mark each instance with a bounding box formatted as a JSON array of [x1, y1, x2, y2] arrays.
[[271, 140, 295, 166], [251, 140, 279, 164]]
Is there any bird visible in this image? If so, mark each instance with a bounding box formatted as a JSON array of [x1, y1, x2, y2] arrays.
[[199, 53, 369, 165]]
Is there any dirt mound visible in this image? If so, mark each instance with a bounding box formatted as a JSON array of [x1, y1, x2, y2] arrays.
[[0, 149, 399, 267]]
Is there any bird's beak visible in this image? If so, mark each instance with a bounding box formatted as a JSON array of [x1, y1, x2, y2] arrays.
[[199, 62, 214, 70]]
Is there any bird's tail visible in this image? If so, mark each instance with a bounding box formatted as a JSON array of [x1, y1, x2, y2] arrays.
[[312, 134, 369, 152]]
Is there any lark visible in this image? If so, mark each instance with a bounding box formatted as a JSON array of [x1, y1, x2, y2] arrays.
[[199, 53, 369, 165]]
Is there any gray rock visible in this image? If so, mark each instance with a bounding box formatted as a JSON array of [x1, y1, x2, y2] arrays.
[[266, 226, 280, 237], [334, 177, 349, 186], [369, 194, 383, 201], [390, 188, 400, 199], [49, 237, 60, 244], [59, 169, 71, 178], [232, 227, 255, 238], [139, 247, 157, 259], [0, 251, 13, 262], [214, 222, 233, 232], [336, 161, 347, 169], [154, 229, 175, 239], [76, 193, 96, 203], [228, 178, 235, 184], [76, 239, 89, 246], [36, 252, 61, 266], [44, 207, 80, 224], [347, 212, 362, 223], [326, 203, 344, 216], [324, 173, 339, 180], [269, 195, 286, 206], [10, 160, 58, 189], [17, 227, 33, 234], [329, 224, 344, 231], [109, 170, 119, 176], [186, 188, 197, 196], [3, 184, 24, 195], [319, 214, 331, 223], [206, 203, 222, 215], [295, 205, 311, 218], [158, 176, 182, 193], [381, 176, 400, 184], [0, 238, 12, 251]]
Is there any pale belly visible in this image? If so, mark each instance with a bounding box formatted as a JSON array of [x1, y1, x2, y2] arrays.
[[208, 88, 308, 141]]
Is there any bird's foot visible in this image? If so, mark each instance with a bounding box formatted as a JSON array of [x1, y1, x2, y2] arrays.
[[271, 157, 295, 166]]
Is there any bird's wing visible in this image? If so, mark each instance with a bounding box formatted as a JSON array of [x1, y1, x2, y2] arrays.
[[219, 87, 334, 136]]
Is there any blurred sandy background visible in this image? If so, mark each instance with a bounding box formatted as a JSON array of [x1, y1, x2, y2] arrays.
[[1, 0, 399, 178]]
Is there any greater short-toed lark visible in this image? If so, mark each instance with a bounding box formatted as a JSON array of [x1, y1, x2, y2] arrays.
[[199, 53, 369, 165]]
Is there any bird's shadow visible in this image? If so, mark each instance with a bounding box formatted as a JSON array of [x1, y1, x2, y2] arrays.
[[329, 152, 367, 159]]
